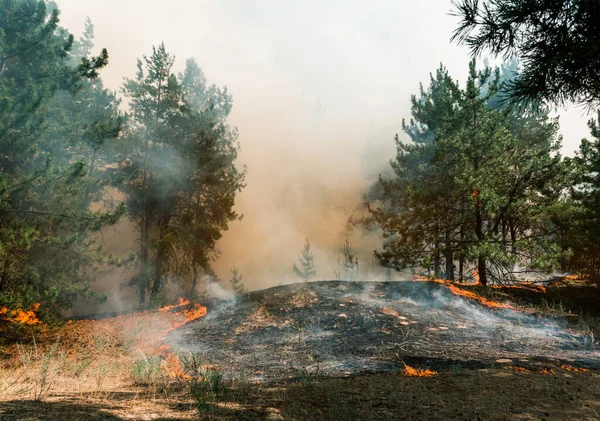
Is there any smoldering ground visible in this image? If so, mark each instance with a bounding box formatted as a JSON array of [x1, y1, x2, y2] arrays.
[[164, 280, 599, 383]]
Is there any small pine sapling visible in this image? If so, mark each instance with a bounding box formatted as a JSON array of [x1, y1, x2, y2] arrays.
[[293, 238, 317, 282], [334, 239, 359, 281], [229, 265, 246, 294]]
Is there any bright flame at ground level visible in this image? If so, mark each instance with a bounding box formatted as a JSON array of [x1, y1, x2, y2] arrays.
[[0, 303, 41, 325], [402, 363, 437, 377], [169, 303, 208, 331], [445, 284, 514, 310], [414, 277, 515, 310], [159, 297, 191, 312]]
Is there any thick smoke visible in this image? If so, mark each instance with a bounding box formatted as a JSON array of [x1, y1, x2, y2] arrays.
[[55, 0, 591, 311]]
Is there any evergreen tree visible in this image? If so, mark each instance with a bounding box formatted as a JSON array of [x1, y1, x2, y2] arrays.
[[119, 45, 244, 306], [367, 64, 462, 279], [229, 264, 246, 294], [369, 60, 569, 285], [172, 58, 245, 297], [0, 0, 122, 312], [565, 113, 600, 281], [452, 0, 600, 109], [334, 239, 359, 281], [119, 43, 183, 306], [293, 238, 317, 282]]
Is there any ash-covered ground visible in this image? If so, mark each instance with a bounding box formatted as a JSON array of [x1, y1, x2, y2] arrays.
[[167, 281, 600, 382]]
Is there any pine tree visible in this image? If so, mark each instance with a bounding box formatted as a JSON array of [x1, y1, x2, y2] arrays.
[[367, 64, 463, 280], [118, 45, 244, 305], [172, 58, 245, 297], [452, 0, 600, 109], [565, 113, 600, 281], [293, 238, 317, 282], [0, 1, 122, 312], [229, 265, 246, 294], [119, 43, 183, 306], [334, 239, 359, 281], [369, 59, 569, 285]]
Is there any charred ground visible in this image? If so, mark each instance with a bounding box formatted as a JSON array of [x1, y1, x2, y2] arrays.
[[169, 280, 600, 383]]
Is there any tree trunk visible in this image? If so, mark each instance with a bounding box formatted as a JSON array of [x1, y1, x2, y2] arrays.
[[474, 191, 487, 286], [445, 249, 454, 281], [444, 227, 454, 280], [191, 264, 198, 299], [501, 219, 507, 253], [510, 221, 517, 255], [139, 203, 150, 307], [0, 260, 8, 292], [434, 241, 441, 279], [478, 256, 487, 287], [458, 223, 464, 282], [151, 215, 170, 297]]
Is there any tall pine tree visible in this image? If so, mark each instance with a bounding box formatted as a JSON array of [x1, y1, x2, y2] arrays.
[[0, 1, 123, 312], [368, 59, 569, 285]]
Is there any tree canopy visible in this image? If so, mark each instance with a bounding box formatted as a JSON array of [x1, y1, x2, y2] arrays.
[[0, 0, 123, 312], [452, 0, 600, 109], [367, 60, 569, 285]]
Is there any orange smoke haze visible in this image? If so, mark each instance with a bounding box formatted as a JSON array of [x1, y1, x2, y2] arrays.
[[211, 110, 392, 290], [53, 0, 593, 315]]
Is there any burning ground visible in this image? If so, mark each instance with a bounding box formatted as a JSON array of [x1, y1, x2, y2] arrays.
[[168, 280, 600, 383], [2, 279, 600, 420]]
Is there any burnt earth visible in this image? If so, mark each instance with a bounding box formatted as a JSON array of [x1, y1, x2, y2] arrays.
[[167, 281, 600, 383]]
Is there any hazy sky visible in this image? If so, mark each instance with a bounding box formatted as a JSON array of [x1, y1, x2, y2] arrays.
[[56, 0, 594, 290]]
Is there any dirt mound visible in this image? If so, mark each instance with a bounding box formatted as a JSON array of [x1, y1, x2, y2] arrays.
[[167, 280, 600, 383]]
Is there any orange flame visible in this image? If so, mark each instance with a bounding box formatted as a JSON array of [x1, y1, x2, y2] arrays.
[[445, 284, 514, 309], [0, 303, 41, 325], [402, 363, 437, 377], [507, 366, 530, 373], [169, 303, 207, 331], [560, 364, 589, 373], [491, 283, 547, 293], [164, 352, 191, 379], [540, 368, 556, 375], [417, 277, 514, 309], [159, 297, 190, 312]]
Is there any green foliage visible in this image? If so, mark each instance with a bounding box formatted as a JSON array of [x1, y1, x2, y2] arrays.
[[452, 0, 600, 109], [368, 59, 570, 285], [334, 239, 359, 281], [0, 1, 123, 313], [293, 238, 317, 282], [563, 112, 600, 280], [132, 355, 164, 386], [117, 44, 245, 305], [229, 264, 246, 294]]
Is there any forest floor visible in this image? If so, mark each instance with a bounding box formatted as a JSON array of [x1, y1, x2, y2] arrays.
[[1, 277, 600, 420]]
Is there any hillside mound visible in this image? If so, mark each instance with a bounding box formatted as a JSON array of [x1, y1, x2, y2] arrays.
[[168, 280, 599, 383]]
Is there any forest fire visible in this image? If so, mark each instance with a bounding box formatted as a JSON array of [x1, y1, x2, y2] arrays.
[[402, 363, 437, 377], [508, 366, 530, 373], [169, 303, 207, 330], [561, 364, 589, 373], [158, 345, 192, 379], [445, 284, 514, 310], [157, 297, 208, 330], [0, 303, 41, 325], [416, 278, 515, 310], [159, 297, 191, 312]]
